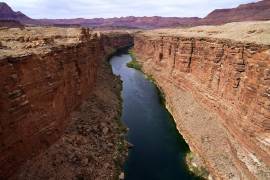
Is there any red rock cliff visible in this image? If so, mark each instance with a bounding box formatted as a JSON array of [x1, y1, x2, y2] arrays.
[[0, 28, 132, 179], [133, 23, 270, 179]]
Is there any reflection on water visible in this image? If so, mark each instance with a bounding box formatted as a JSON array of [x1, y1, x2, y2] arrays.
[[110, 50, 200, 180]]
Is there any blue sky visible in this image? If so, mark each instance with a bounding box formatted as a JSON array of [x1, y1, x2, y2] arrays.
[[4, 0, 257, 19]]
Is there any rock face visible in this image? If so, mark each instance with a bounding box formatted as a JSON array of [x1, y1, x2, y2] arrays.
[[12, 46, 129, 180], [133, 22, 270, 179], [0, 27, 132, 179]]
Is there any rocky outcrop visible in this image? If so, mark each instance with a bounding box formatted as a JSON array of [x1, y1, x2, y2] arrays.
[[133, 23, 270, 179], [0, 27, 132, 179]]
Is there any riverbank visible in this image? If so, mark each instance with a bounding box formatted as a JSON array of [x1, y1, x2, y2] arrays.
[[11, 55, 128, 180], [126, 50, 208, 179], [133, 21, 270, 179], [111, 50, 201, 179]]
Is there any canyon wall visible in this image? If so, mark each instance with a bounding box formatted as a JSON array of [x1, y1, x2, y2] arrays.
[[133, 25, 270, 179], [0, 28, 132, 179]]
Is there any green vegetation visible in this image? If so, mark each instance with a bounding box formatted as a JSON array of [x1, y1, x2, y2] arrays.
[[185, 152, 209, 179], [128, 50, 136, 61], [146, 74, 155, 82], [126, 50, 142, 71], [126, 60, 142, 70]]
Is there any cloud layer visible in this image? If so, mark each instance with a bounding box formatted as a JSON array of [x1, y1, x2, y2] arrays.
[[4, 0, 257, 19]]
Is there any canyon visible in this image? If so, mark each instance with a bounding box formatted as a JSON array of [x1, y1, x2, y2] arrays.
[[133, 21, 270, 179], [0, 20, 270, 180], [0, 27, 133, 179]]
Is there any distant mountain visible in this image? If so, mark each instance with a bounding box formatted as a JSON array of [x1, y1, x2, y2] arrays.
[[201, 0, 270, 25], [0, 0, 270, 29], [0, 2, 33, 23], [39, 16, 201, 29], [45, 0, 270, 28]]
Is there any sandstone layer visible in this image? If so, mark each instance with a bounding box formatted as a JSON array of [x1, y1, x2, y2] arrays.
[[133, 21, 270, 179], [12, 54, 127, 180], [0, 27, 132, 179]]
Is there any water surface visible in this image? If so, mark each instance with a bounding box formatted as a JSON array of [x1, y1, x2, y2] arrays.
[[110, 50, 199, 180]]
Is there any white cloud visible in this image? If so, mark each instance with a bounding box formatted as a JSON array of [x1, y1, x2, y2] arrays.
[[3, 0, 257, 19]]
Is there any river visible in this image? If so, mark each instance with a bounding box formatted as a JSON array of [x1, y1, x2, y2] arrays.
[[110, 49, 200, 180]]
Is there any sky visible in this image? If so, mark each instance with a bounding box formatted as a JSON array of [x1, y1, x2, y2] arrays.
[[4, 0, 258, 19]]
